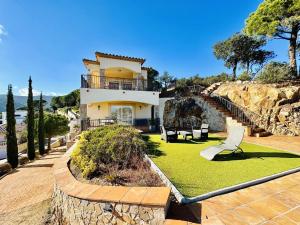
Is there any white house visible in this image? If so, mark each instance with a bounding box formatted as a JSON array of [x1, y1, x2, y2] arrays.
[[80, 52, 160, 131], [1, 110, 27, 125]]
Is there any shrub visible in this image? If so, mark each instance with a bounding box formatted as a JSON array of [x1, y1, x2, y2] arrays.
[[238, 71, 252, 81], [71, 125, 147, 178], [18, 130, 27, 144], [255, 62, 292, 83]]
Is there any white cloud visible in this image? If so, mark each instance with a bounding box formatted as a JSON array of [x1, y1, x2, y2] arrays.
[[17, 88, 63, 96], [18, 88, 41, 96], [0, 24, 8, 42]]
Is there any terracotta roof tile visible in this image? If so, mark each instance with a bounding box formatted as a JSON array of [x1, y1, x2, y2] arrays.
[[95, 52, 146, 64]]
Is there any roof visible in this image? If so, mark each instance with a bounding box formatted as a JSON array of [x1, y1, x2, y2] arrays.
[[82, 58, 100, 65], [95, 52, 146, 64]]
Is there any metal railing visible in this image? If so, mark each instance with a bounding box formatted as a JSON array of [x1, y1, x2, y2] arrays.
[[186, 85, 206, 94], [210, 93, 266, 129], [81, 74, 148, 91], [81, 118, 160, 131]]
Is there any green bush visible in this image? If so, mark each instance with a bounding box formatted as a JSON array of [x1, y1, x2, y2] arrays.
[[71, 125, 147, 178], [238, 71, 252, 81], [255, 62, 292, 83]]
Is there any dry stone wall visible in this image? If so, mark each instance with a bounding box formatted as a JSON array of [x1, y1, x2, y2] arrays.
[[51, 186, 166, 225]]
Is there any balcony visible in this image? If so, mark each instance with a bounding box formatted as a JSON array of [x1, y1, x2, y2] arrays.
[[81, 74, 148, 91]]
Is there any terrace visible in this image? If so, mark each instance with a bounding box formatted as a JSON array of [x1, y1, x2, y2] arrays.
[[81, 74, 148, 91]]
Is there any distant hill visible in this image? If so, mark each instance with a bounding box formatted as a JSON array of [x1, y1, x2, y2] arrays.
[[0, 95, 53, 112]]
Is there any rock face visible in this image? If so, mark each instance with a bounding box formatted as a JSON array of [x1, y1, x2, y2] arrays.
[[163, 97, 226, 131], [213, 82, 300, 135], [163, 98, 203, 129]]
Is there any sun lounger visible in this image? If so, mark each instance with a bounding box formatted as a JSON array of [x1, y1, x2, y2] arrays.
[[200, 126, 245, 160]]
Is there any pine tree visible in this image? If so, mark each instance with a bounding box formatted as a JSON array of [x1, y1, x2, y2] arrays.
[[38, 93, 45, 155], [27, 76, 35, 160], [6, 85, 18, 168]]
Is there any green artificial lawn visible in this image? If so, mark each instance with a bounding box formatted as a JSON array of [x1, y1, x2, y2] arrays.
[[146, 134, 300, 197]]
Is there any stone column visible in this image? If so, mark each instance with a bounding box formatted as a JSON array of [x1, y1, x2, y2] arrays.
[[100, 69, 105, 89], [80, 104, 88, 131]]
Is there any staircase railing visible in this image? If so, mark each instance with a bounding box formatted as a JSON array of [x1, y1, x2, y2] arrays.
[[210, 93, 268, 130]]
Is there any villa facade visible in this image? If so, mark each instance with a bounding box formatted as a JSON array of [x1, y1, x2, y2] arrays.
[[80, 52, 160, 130]]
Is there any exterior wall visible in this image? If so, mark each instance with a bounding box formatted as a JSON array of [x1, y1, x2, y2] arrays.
[[97, 57, 142, 73], [85, 64, 100, 75], [87, 102, 110, 120], [135, 104, 152, 119], [141, 69, 148, 79], [86, 102, 152, 120], [80, 88, 160, 106]]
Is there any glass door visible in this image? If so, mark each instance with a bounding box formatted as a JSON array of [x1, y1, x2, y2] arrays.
[[111, 105, 133, 125]]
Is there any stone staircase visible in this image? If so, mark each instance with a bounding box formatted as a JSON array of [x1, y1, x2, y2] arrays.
[[198, 94, 271, 137]]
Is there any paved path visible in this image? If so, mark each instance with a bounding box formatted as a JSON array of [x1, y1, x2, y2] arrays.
[[243, 135, 300, 155], [216, 133, 300, 155], [0, 148, 65, 225]]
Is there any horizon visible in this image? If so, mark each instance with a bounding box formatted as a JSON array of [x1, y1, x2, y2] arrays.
[[0, 0, 290, 95]]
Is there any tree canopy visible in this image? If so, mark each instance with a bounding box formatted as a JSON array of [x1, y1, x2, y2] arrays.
[[51, 89, 79, 109], [159, 71, 174, 88], [245, 0, 300, 76], [146, 67, 161, 91], [44, 113, 69, 150], [214, 33, 274, 79], [6, 85, 18, 168]]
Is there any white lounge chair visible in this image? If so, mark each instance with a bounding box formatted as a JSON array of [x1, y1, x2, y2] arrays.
[[200, 126, 245, 160]]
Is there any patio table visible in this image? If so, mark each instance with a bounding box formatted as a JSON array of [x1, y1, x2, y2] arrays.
[[178, 131, 193, 141]]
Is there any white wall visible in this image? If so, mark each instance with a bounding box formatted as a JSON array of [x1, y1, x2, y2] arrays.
[[135, 104, 151, 119], [141, 69, 148, 79], [1, 110, 27, 125], [97, 57, 142, 73], [80, 88, 160, 106], [85, 64, 100, 75], [86, 102, 152, 120], [158, 98, 174, 125]]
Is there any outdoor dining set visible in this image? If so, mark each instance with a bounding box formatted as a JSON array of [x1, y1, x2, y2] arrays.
[[160, 124, 209, 143]]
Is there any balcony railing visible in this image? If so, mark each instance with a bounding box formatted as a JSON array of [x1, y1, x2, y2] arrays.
[[81, 74, 148, 91], [80, 118, 160, 131]]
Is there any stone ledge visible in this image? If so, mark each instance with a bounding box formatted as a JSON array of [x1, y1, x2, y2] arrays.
[[54, 154, 170, 206]]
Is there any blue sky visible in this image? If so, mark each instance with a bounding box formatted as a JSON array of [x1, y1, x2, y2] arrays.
[[0, 0, 289, 96]]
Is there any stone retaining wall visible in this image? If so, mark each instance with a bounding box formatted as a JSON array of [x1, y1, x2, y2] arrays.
[[51, 143, 171, 225], [52, 186, 166, 225]]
